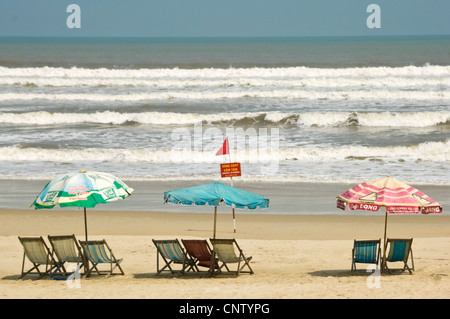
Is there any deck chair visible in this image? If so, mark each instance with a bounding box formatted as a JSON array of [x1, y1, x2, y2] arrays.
[[152, 239, 196, 275], [210, 238, 253, 276], [382, 238, 414, 274], [79, 240, 124, 277], [48, 234, 85, 278], [181, 239, 218, 273], [18, 236, 59, 279], [351, 239, 381, 272]]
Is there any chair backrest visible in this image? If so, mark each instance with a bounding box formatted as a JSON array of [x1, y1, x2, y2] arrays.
[[80, 240, 113, 264], [19, 237, 50, 264], [353, 239, 380, 263], [48, 235, 82, 263], [210, 239, 240, 263], [386, 238, 412, 262], [153, 239, 185, 262], [181, 239, 212, 261]]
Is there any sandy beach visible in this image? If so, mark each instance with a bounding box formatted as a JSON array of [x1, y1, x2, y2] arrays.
[[1, 207, 449, 300]]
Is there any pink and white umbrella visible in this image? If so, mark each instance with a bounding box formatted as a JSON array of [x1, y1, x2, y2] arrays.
[[337, 176, 443, 266], [337, 176, 442, 215]]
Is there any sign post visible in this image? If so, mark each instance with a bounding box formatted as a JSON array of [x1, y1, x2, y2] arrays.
[[220, 162, 241, 232], [216, 137, 242, 233]]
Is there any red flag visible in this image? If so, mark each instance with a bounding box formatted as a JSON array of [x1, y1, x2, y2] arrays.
[[215, 137, 229, 156]]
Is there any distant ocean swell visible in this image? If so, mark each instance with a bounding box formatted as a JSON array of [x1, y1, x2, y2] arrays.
[[1, 65, 448, 113]]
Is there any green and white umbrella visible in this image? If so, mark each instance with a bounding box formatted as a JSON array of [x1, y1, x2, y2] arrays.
[[32, 170, 134, 240]]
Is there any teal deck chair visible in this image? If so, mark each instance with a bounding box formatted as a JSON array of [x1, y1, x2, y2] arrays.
[[18, 236, 59, 279], [351, 239, 381, 272], [383, 238, 414, 274], [152, 239, 196, 275], [210, 238, 253, 276], [79, 240, 124, 277]]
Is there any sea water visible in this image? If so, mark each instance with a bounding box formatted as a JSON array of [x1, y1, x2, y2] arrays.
[[0, 36, 449, 192]]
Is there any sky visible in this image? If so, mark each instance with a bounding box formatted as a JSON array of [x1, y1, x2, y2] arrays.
[[0, 0, 449, 37]]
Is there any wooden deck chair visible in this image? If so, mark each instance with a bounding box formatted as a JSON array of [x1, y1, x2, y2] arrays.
[[79, 240, 124, 277], [181, 239, 219, 274], [383, 238, 414, 275], [152, 239, 196, 275], [210, 238, 253, 276], [18, 236, 59, 279], [48, 234, 85, 278], [351, 239, 381, 272]]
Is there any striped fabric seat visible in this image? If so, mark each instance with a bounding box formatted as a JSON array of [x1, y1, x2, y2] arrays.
[[152, 239, 195, 275], [182, 239, 218, 271], [48, 235, 84, 263], [157, 242, 185, 263], [383, 238, 414, 274], [18, 236, 59, 279], [211, 240, 241, 263], [351, 239, 381, 272], [83, 243, 114, 263], [210, 238, 253, 276], [354, 241, 379, 263], [387, 240, 410, 262], [79, 240, 124, 277]]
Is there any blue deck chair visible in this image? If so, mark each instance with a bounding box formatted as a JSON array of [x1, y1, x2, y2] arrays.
[[79, 240, 124, 277], [383, 238, 414, 274], [18, 236, 60, 279], [48, 234, 85, 278], [351, 239, 381, 272], [210, 238, 253, 276], [152, 239, 196, 275]]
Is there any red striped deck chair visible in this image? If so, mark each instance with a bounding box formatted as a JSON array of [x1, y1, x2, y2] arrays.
[[181, 239, 219, 274], [18, 236, 59, 279], [351, 239, 381, 272], [210, 238, 253, 276], [79, 240, 124, 277]]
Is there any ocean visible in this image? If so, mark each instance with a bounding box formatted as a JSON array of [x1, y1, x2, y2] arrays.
[[0, 35, 449, 212]]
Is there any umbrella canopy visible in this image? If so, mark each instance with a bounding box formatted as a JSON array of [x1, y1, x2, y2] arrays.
[[336, 176, 442, 214], [164, 182, 269, 238], [32, 170, 134, 239]]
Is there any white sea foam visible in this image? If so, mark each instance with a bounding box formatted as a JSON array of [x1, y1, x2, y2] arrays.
[[0, 110, 448, 127], [1, 139, 448, 163], [1, 90, 449, 103], [1, 65, 449, 79], [0, 65, 448, 104]]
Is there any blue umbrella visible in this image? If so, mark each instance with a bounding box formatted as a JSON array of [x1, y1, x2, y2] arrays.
[[164, 182, 269, 238]]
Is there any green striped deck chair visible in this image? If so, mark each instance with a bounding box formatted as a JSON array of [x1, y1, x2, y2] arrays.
[[18, 236, 59, 279], [152, 239, 196, 275], [383, 238, 414, 274], [351, 239, 381, 272], [48, 235, 85, 277], [79, 240, 124, 277], [210, 238, 253, 276]]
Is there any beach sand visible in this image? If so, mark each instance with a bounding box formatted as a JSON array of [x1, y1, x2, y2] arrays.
[[1, 208, 449, 299]]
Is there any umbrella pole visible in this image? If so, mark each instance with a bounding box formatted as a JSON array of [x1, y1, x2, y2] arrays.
[[381, 209, 388, 272], [84, 207, 88, 241], [213, 206, 217, 239]]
